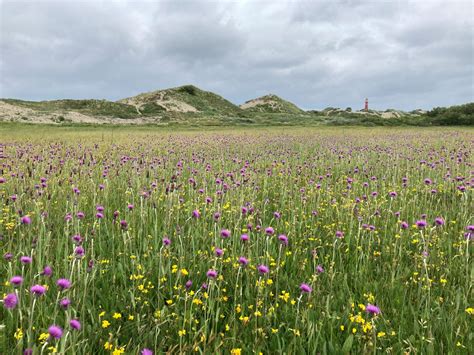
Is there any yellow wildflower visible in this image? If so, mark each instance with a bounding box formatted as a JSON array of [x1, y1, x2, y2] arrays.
[[14, 328, 23, 340]]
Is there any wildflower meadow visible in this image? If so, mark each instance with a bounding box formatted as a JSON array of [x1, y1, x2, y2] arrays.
[[1, 126, 472, 354]]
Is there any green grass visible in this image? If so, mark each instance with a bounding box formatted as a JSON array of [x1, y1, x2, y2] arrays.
[[1, 126, 472, 354]]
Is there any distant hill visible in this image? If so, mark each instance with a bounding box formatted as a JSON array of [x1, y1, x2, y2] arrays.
[[0, 86, 472, 126], [240, 94, 303, 114], [119, 85, 242, 116]]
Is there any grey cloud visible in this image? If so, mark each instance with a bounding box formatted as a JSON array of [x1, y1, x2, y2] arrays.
[[0, 0, 472, 110]]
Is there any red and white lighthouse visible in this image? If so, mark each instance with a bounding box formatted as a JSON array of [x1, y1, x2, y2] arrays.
[[364, 98, 368, 111]]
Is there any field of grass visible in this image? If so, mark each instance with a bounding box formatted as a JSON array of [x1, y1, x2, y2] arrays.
[[0, 126, 472, 354]]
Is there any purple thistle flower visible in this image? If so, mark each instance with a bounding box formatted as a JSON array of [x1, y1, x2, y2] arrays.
[[434, 217, 445, 226], [240, 234, 249, 242], [185, 280, 193, 289], [56, 278, 71, 290], [316, 265, 324, 274], [20, 216, 31, 225], [74, 246, 85, 258], [3, 293, 18, 309], [278, 234, 288, 245], [48, 325, 63, 339], [192, 210, 200, 218], [20, 256, 32, 264], [3, 252, 13, 261], [400, 221, 409, 229], [30, 284, 46, 296], [141, 349, 154, 355], [265, 227, 274, 235], [96, 212, 104, 219], [23, 349, 33, 355], [416, 220, 427, 229], [238, 256, 249, 266], [96, 205, 104, 212], [42, 265, 53, 277], [72, 234, 82, 244], [335, 230, 344, 239], [366, 304, 381, 315], [162, 237, 171, 246], [59, 298, 71, 309], [120, 220, 128, 230], [220, 229, 231, 238], [127, 204, 134, 210], [70, 319, 81, 330], [257, 265, 269, 274], [76, 211, 85, 219], [299, 283, 312, 293], [206, 269, 218, 279], [215, 248, 223, 257], [10, 276, 23, 286], [273, 211, 281, 219]]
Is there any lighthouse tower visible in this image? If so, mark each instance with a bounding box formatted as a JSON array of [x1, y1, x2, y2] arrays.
[[364, 98, 368, 112]]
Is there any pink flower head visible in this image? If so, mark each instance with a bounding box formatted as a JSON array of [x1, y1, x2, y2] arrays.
[[257, 265, 269, 274], [192, 210, 200, 218], [20, 216, 32, 225], [299, 283, 312, 293], [30, 284, 46, 296], [59, 297, 71, 309], [278, 234, 288, 245], [74, 246, 85, 258], [10, 276, 23, 286], [220, 229, 231, 238], [206, 269, 218, 279], [42, 265, 53, 277], [48, 325, 63, 339], [70, 319, 81, 330], [434, 217, 445, 226], [238, 256, 249, 266], [20, 256, 32, 264], [240, 234, 249, 242], [416, 220, 427, 229], [3, 293, 18, 309], [366, 304, 381, 315], [265, 227, 274, 235], [56, 278, 71, 290]]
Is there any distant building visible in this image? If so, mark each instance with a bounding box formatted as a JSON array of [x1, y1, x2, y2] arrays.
[[364, 98, 368, 111]]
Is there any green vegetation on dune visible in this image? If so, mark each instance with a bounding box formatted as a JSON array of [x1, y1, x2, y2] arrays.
[[2, 98, 141, 119], [240, 94, 304, 114], [426, 102, 474, 125], [1, 86, 473, 126], [119, 85, 243, 116]]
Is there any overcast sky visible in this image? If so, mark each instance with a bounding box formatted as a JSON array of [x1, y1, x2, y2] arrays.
[[1, 0, 472, 110]]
